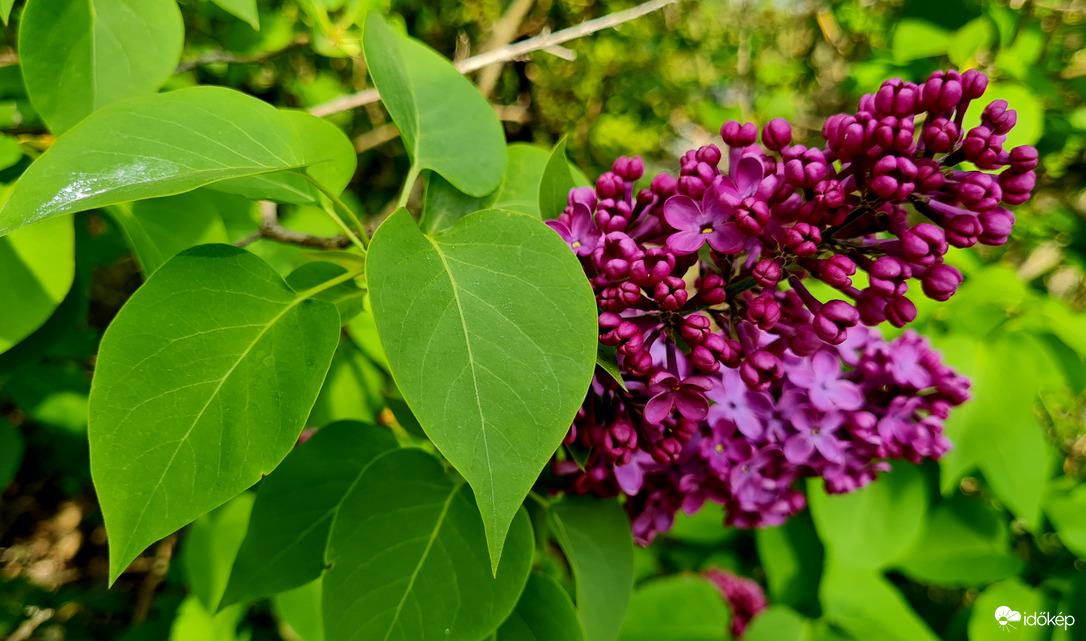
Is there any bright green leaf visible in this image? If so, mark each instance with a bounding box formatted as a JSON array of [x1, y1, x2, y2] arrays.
[[618, 574, 729, 641], [363, 13, 505, 196], [539, 137, 578, 220], [552, 496, 635, 641], [210, 0, 260, 29], [596, 345, 628, 392], [19, 0, 184, 134], [307, 338, 385, 426], [367, 208, 597, 570], [286, 262, 366, 324], [1045, 477, 1086, 560], [962, 82, 1044, 148], [420, 171, 492, 234], [322, 448, 533, 641], [169, 595, 248, 641], [273, 580, 324, 641], [490, 144, 551, 216], [820, 564, 939, 641], [742, 607, 811, 641], [495, 573, 587, 641], [808, 463, 929, 570], [968, 579, 1045, 641], [948, 17, 994, 66], [890, 19, 949, 63], [0, 215, 75, 354], [220, 421, 397, 608], [0, 420, 24, 491], [182, 493, 256, 611], [0, 0, 14, 25], [0, 87, 356, 235], [0, 135, 23, 171], [89, 245, 342, 583]]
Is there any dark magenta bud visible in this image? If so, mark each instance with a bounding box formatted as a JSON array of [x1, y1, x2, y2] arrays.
[[902, 223, 948, 266], [813, 179, 845, 209], [782, 145, 828, 188], [921, 117, 960, 154], [697, 273, 728, 305], [885, 295, 917, 327], [735, 197, 771, 235], [873, 116, 916, 154], [629, 248, 677, 286], [920, 69, 963, 114], [680, 313, 712, 344], [921, 264, 963, 301], [747, 295, 781, 330], [874, 78, 920, 118], [762, 117, 793, 151], [753, 259, 781, 288], [962, 126, 1005, 169], [956, 172, 1002, 212], [944, 212, 983, 248], [978, 207, 1014, 246], [654, 276, 689, 311], [785, 222, 821, 257], [914, 159, 946, 192], [981, 100, 1017, 135], [821, 254, 856, 289], [869, 255, 912, 298], [813, 299, 859, 344], [870, 155, 917, 200], [999, 168, 1035, 205], [596, 172, 624, 199], [696, 144, 723, 166], [961, 68, 989, 100], [740, 350, 784, 391], [721, 120, 758, 147], [1007, 145, 1039, 173]]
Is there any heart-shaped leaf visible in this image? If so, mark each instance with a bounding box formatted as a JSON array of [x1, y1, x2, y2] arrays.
[[367, 208, 597, 570], [0, 87, 355, 235], [220, 421, 397, 608], [495, 573, 586, 641], [363, 13, 506, 197], [323, 448, 533, 641], [89, 244, 343, 583], [19, 0, 184, 134]]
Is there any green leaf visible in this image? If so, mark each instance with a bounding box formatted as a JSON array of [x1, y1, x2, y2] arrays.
[[0, 215, 75, 354], [962, 82, 1044, 147], [618, 575, 729, 641], [182, 493, 256, 611], [0, 87, 356, 235], [539, 138, 577, 220], [210, 0, 260, 29], [367, 208, 597, 570], [948, 17, 994, 66], [893, 494, 1022, 586], [89, 244, 342, 584], [19, 0, 184, 134], [286, 262, 366, 325], [363, 13, 506, 196], [490, 144, 551, 216], [420, 171, 493, 234], [169, 595, 248, 641], [108, 190, 245, 276], [552, 497, 635, 641], [1045, 477, 1086, 559], [967, 579, 1046, 641], [755, 512, 822, 611], [495, 573, 587, 641], [742, 607, 811, 641], [322, 448, 533, 641], [0, 419, 24, 491], [890, 19, 950, 63], [820, 564, 939, 641], [273, 580, 324, 641], [0, 0, 14, 25], [596, 345, 628, 392], [220, 421, 397, 608], [808, 463, 929, 570], [307, 338, 386, 426]]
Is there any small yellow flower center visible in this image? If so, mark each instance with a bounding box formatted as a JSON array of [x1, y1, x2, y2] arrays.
[[715, 444, 724, 453], [572, 240, 582, 248], [701, 227, 713, 234]]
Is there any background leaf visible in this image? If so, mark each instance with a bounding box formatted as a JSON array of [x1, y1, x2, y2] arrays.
[[19, 0, 184, 134], [618, 575, 729, 641], [285, 262, 366, 324], [367, 208, 597, 569], [322, 448, 534, 641], [89, 244, 341, 583], [273, 580, 324, 641], [1045, 477, 1086, 559], [221, 421, 397, 608], [0, 0, 14, 25], [182, 493, 256, 612], [0, 214, 75, 354], [210, 0, 259, 29], [539, 138, 577, 220], [0, 419, 24, 491], [362, 13, 506, 196], [890, 19, 949, 63], [820, 565, 939, 641], [552, 496, 635, 641], [967, 578, 1046, 641], [494, 573, 586, 641], [0, 87, 355, 235]]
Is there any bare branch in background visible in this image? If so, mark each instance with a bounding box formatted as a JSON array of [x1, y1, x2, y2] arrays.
[[235, 202, 351, 250], [475, 0, 536, 98], [176, 35, 311, 73], [308, 0, 678, 118]]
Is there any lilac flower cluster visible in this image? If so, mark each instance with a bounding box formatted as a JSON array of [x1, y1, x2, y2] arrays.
[[704, 568, 768, 638], [547, 69, 1036, 543]]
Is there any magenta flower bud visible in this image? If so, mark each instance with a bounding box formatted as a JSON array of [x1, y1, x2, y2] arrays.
[[856, 289, 888, 325], [999, 168, 1035, 205], [604, 420, 638, 458], [821, 254, 856, 289], [885, 295, 917, 328], [696, 144, 722, 166], [944, 212, 982, 248], [594, 231, 644, 279], [747, 295, 782, 330], [654, 276, 689, 311], [825, 114, 866, 160], [599, 284, 643, 312], [921, 117, 960, 154], [812, 299, 859, 344], [629, 248, 677, 286], [874, 78, 920, 118], [680, 313, 712, 344], [962, 126, 1005, 169], [740, 350, 783, 391], [870, 155, 918, 200], [720, 120, 758, 147], [869, 255, 911, 298], [785, 222, 821, 257], [719, 337, 743, 367], [903, 223, 948, 266], [678, 175, 707, 200], [981, 100, 1017, 135], [914, 159, 947, 192], [956, 172, 1002, 212], [697, 273, 728, 305], [782, 146, 828, 188], [752, 259, 781, 288], [920, 69, 963, 114], [961, 68, 989, 100], [613, 156, 645, 182], [735, 197, 771, 235], [691, 334, 728, 372], [568, 186, 597, 210], [921, 264, 963, 301], [762, 117, 793, 151], [814, 179, 845, 209], [1008, 145, 1039, 173], [651, 172, 678, 197], [596, 172, 624, 199], [978, 207, 1014, 246], [873, 116, 916, 154], [651, 437, 683, 464]]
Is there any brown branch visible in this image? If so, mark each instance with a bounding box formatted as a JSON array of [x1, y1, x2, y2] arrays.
[[7, 607, 54, 641], [176, 35, 311, 73], [236, 202, 352, 250], [308, 0, 677, 118], [475, 0, 536, 98], [131, 533, 177, 625]]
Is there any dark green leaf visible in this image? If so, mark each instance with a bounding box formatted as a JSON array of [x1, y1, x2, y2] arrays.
[[539, 138, 577, 220], [495, 573, 587, 641], [286, 261, 366, 324], [322, 448, 533, 641], [490, 144, 551, 216], [552, 496, 635, 641], [210, 0, 259, 29], [618, 575, 729, 641], [0, 419, 24, 491], [89, 245, 342, 583], [220, 421, 398, 608], [596, 345, 628, 392], [0, 215, 75, 354], [367, 208, 597, 569], [19, 0, 184, 133], [363, 12, 505, 196], [182, 493, 255, 611], [420, 171, 492, 235], [0, 87, 355, 235], [755, 512, 822, 611]]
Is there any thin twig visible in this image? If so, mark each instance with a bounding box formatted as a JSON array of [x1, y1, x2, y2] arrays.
[[176, 35, 311, 73], [476, 0, 536, 98], [7, 607, 54, 641], [308, 0, 677, 117], [131, 533, 177, 625], [236, 201, 351, 250]]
